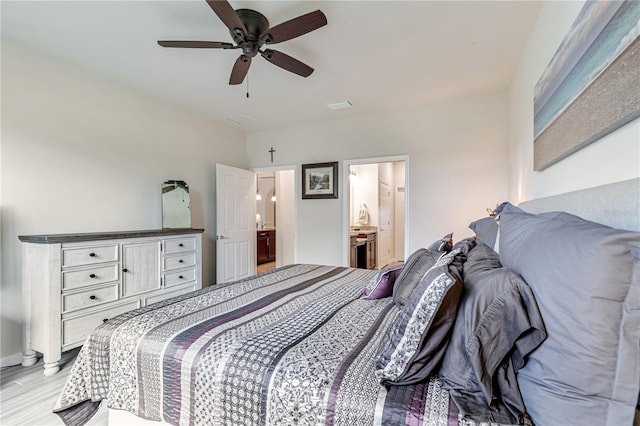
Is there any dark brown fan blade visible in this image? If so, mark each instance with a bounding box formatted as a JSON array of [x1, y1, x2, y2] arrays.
[[206, 1, 247, 36], [260, 10, 326, 44], [260, 49, 313, 77], [158, 41, 235, 49], [229, 55, 251, 85]]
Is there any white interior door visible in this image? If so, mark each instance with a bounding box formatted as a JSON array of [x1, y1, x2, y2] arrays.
[[275, 169, 296, 267], [395, 186, 406, 261], [216, 164, 256, 284], [378, 181, 392, 268]]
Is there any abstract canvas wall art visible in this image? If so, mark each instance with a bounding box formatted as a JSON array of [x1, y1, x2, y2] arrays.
[[533, 0, 639, 171]]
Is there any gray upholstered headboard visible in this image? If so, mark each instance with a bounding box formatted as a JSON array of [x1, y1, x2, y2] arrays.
[[519, 178, 640, 232]]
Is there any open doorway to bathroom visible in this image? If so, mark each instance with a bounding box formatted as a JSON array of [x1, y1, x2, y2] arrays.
[[345, 157, 407, 270], [255, 168, 296, 274]]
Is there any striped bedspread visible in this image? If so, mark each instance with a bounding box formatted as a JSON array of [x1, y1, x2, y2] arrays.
[[54, 264, 453, 426]]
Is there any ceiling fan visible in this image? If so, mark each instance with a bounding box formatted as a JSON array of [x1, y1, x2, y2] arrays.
[[158, 0, 327, 85]]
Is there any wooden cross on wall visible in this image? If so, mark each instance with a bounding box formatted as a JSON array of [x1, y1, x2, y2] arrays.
[[269, 147, 275, 163]]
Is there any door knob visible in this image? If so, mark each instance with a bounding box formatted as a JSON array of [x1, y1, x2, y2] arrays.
[[216, 235, 227, 240]]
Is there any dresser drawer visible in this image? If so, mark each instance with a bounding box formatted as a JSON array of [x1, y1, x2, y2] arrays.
[[62, 300, 139, 348], [62, 264, 119, 290], [163, 268, 196, 287], [163, 237, 196, 254], [62, 244, 118, 268], [145, 281, 196, 306], [162, 253, 196, 271], [62, 283, 119, 313]]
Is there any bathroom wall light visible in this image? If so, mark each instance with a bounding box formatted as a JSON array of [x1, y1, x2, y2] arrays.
[[255, 174, 262, 200], [270, 172, 276, 202]]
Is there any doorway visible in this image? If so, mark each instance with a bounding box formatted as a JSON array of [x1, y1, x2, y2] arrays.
[[255, 167, 296, 273], [344, 157, 407, 270]]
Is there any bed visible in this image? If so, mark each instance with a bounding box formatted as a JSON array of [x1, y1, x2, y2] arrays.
[[54, 178, 640, 426]]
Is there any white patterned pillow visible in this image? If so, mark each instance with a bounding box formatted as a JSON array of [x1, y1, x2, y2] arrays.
[[375, 241, 470, 386]]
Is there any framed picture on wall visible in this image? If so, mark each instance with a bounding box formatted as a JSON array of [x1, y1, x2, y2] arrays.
[[302, 162, 338, 199]]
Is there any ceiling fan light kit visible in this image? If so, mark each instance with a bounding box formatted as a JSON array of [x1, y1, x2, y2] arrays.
[[158, 0, 327, 85]]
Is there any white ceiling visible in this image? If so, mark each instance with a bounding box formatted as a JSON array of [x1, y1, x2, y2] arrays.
[[1, 1, 542, 133]]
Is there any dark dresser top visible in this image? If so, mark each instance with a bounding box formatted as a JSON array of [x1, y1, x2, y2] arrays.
[[18, 228, 204, 244]]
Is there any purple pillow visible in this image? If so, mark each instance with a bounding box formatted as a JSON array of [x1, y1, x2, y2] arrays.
[[362, 264, 404, 299]]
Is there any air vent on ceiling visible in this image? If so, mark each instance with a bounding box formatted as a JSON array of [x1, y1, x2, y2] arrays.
[[225, 114, 258, 125], [326, 100, 353, 110]]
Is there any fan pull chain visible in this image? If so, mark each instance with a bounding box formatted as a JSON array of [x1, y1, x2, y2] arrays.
[[246, 73, 250, 98]]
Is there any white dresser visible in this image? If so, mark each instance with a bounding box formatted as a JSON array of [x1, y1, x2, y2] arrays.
[[19, 229, 204, 375]]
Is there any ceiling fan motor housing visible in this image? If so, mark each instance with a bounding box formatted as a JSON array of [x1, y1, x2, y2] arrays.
[[233, 9, 270, 57]]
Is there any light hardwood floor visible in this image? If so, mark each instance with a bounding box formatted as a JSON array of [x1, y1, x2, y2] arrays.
[[256, 261, 276, 274], [0, 349, 108, 426]]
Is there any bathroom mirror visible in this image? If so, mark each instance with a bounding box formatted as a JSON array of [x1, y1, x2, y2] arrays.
[[256, 172, 276, 229], [162, 180, 191, 229]]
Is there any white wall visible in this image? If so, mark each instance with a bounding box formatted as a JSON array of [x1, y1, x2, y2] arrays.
[[0, 40, 246, 363], [351, 164, 378, 227], [246, 93, 509, 266], [508, 1, 640, 202]]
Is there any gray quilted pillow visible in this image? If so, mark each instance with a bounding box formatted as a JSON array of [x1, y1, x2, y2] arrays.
[[392, 249, 440, 307], [393, 234, 453, 307]]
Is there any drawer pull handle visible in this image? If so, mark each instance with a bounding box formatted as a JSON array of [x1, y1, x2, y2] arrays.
[[89, 252, 96, 257], [89, 273, 96, 278], [179, 243, 184, 247], [103, 318, 109, 323], [179, 260, 184, 263], [89, 295, 97, 300], [123, 268, 129, 273], [179, 275, 184, 279]]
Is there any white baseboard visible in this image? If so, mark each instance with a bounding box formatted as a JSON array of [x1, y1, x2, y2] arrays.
[[1, 352, 26, 368]]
